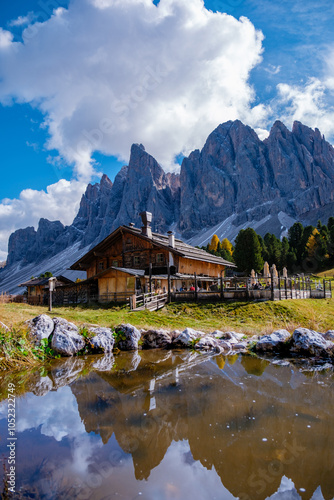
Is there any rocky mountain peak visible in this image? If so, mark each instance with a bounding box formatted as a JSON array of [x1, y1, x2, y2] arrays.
[[128, 142, 167, 188], [2, 119, 334, 288], [100, 173, 113, 189]]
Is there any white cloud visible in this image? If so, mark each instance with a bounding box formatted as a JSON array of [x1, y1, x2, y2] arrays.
[[273, 77, 334, 140], [8, 13, 34, 27], [0, 0, 267, 260], [0, 28, 13, 48], [0, 0, 264, 175], [0, 179, 86, 259], [264, 64, 281, 75]]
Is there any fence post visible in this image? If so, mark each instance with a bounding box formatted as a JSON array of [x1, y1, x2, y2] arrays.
[[194, 272, 198, 301], [246, 276, 249, 301], [290, 277, 293, 299], [330, 279, 332, 298], [278, 274, 281, 301], [149, 263, 152, 294], [220, 273, 224, 301], [323, 279, 326, 299], [285, 277, 288, 300], [271, 272, 274, 301], [167, 264, 171, 303]]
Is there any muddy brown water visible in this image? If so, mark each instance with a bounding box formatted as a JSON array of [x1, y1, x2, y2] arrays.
[[0, 351, 333, 500]]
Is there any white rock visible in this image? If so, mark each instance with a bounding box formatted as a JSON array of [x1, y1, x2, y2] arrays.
[[27, 314, 54, 344], [88, 326, 115, 353], [174, 327, 205, 346], [115, 324, 141, 350], [51, 317, 85, 356], [195, 336, 219, 351], [256, 329, 291, 352], [291, 327, 334, 357], [323, 330, 334, 341], [232, 341, 248, 350]]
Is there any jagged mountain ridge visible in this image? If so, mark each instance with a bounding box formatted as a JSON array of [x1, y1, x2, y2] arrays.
[[2, 119, 334, 293]]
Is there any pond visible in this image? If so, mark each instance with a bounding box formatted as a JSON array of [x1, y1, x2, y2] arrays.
[[0, 351, 333, 500]]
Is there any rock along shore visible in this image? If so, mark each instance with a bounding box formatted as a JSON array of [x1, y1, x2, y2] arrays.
[[25, 315, 334, 365]]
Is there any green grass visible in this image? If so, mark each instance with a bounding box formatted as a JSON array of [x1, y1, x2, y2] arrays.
[[315, 267, 334, 280], [0, 325, 58, 371], [1, 298, 334, 337]]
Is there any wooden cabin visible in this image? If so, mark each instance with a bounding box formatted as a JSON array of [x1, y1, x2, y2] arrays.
[[70, 212, 235, 303], [19, 276, 74, 305]]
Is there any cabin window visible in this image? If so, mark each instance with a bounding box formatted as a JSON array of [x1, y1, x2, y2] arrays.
[[30, 287, 35, 294], [112, 260, 118, 267], [134, 256, 141, 266], [156, 253, 164, 264], [98, 262, 104, 271]]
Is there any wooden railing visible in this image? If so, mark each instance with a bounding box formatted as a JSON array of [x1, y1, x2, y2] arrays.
[[130, 291, 168, 311]]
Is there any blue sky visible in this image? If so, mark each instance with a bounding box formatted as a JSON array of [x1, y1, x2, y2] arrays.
[[0, 0, 334, 260]]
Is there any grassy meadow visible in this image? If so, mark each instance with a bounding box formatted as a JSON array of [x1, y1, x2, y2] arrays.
[[1, 299, 334, 371], [1, 298, 334, 336]]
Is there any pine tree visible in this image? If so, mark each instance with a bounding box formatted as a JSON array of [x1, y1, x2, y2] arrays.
[[264, 233, 282, 266], [280, 237, 289, 269], [288, 223, 304, 262], [233, 228, 264, 274]]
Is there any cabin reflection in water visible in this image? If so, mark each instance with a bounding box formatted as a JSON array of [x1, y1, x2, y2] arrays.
[[1, 352, 333, 500], [67, 352, 333, 499]]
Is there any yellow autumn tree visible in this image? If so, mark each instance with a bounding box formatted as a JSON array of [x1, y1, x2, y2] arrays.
[[306, 228, 319, 258], [221, 238, 233, 255], [208, 234, 220, 252]]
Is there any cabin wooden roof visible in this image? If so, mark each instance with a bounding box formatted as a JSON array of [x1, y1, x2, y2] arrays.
[[70, 225, 235, 270], [19, 275, 73, 288]]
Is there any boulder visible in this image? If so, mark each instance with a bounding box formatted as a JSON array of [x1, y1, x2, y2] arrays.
[[195, 336, 220, 352], [115, 324, 141, 350], [212, 330, 225, 338], [27, 314, 54, 344], [232, 341, 249, 351], [88, 326, 115, 353], [323, 330, 334, 341], [141, 329, 172, 349], [216, 340, 233, 352], [290, 327, 334, 357], [255, 329, 291, 353], [51, 317, 85, 356], [173, 327, 205, 347], [216, 331, 244, 344]]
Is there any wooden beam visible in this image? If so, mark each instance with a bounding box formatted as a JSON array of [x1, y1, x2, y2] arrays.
[[93, 252, 105, 257]]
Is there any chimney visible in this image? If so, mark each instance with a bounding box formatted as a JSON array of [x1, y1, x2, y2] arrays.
[[139, 211, 152, 239], [129, 222, 135, 228], [167, 230, 175, 248]]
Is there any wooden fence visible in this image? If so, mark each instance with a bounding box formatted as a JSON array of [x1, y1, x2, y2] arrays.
[[170, 276, 332, 303], [130, 291, 168, 311]]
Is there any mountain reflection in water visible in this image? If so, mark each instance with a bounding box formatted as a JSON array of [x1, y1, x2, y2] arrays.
[[0, 350, 333, 500]]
